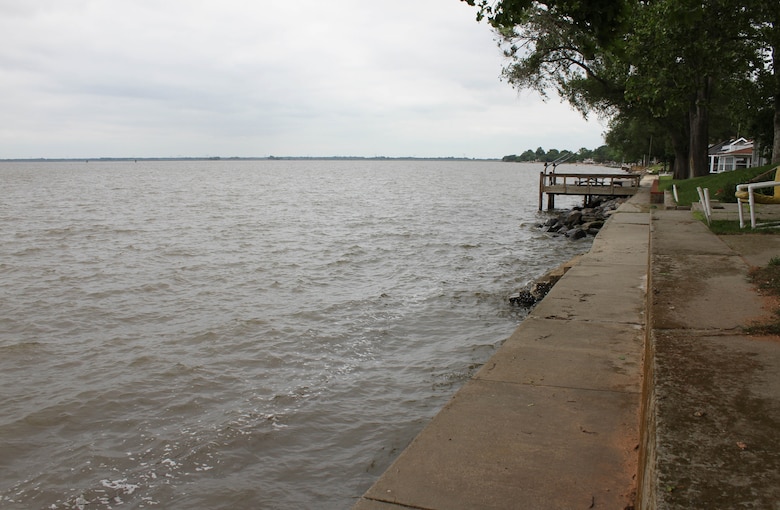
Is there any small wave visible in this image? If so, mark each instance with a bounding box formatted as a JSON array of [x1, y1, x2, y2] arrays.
[[0, 159, 608, 509], [0, 339, 48, 352]]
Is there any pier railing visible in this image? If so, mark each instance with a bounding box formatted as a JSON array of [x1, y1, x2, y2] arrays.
[[539, 172, 641, 210]]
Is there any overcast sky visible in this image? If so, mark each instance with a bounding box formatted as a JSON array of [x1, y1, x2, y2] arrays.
[[0, 0, 607, 159]]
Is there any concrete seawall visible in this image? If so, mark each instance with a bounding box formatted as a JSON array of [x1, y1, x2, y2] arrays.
[[355, 181, 780, 509], [355, 186, 651, 509]]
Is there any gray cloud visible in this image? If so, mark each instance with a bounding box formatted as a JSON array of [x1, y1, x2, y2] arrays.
[[0, 0, 604, 158]]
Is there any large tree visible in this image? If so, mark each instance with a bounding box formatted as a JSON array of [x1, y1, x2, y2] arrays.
[[616, 0, 752, 177], [758, 2, 780, 163], [739, 2, 780, 165], [773, 24, 780, 164], [464, 0, 627, 47], [625, 0, 761, 177], [463, 0, 774, 177], [463, 0, 628, 112]]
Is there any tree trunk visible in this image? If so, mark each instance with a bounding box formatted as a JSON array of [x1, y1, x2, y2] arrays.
[[689, 77, 713, 177], [768, 11, 780, 164], [773, 34, 780, 164], [670, 129, 689, 180], [773, 101, 780, 164], [672, 145, 689, 180]]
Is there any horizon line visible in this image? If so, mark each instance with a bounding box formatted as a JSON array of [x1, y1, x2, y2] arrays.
[[1, 155, 505, 162]]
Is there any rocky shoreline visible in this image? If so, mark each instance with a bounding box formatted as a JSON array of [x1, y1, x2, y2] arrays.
[[510, 197, 626, 307], [537, 196, 626, 240], [509, 254, 583, 307]]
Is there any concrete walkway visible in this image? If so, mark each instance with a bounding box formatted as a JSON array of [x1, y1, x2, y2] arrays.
[[640, 209, 780, 508], [354, 182, 780, 509]]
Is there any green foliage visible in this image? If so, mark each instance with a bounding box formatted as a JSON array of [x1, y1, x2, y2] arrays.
[[462, 0, 629, 47], [622, 0, 762, 177], [461, 0, 779, 176], [605, 114, 669, 164], [502, 145, 617, 163], [520, 149, 536, 161]]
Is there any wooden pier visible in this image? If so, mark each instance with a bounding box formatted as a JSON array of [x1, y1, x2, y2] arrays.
[[539, 171, 641, 210]]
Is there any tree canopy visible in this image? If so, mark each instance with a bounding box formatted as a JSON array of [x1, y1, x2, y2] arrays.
[[463, 0, 780, 178]]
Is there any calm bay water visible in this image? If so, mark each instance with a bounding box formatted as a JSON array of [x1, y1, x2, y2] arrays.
[[0, 159, 598, 509]]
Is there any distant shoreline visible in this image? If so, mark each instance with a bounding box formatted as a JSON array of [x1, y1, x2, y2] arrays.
[[0, 156, 501, 163]]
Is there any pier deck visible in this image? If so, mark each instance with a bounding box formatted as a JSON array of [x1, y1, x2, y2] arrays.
[[539, 172, 641, 210]]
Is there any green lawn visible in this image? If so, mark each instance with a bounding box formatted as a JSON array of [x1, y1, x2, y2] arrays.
[[658, 165, 772, 206], [706, 219, 780, 235], [658, 164, 780, 234]]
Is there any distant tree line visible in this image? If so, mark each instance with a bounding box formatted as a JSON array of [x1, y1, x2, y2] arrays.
[[501, 145, 621, 164]]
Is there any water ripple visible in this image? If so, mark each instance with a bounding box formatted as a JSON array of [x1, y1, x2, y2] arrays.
[[0, 159, 599, 509]]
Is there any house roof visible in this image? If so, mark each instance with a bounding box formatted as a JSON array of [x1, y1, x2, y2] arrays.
[[709, 137, 753, 156], [709, 140, 731, 154], [723, 147, 753, 157]]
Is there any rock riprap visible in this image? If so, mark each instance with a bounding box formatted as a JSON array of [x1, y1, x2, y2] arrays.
[[537, 197, 625, 239]]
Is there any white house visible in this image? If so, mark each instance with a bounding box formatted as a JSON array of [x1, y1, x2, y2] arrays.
[[708, 137, 754, 172]]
